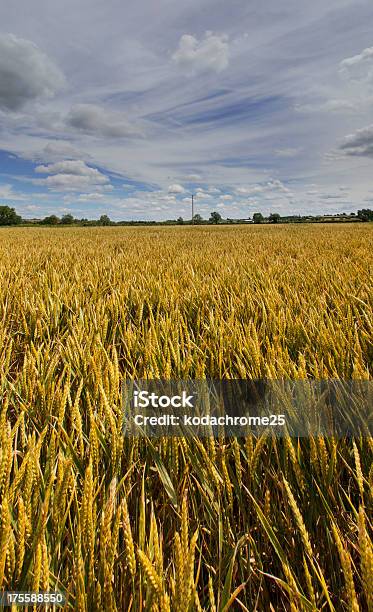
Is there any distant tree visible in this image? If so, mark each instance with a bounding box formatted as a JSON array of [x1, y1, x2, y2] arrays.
[[269, 213, 281, 224], [209, 211, 222, 224], [0, 205, 22, 225], [61, 213, 74, 225], [253, 212, 264, 224], [357, 208, 373, 221], [192, 214, 203, 224], [99, 214, 111, 226], [177, 216, 184, 225], [41, 214, 60, 225]]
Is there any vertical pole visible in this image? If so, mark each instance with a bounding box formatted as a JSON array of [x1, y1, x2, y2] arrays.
[[192, 194, 194, 224]]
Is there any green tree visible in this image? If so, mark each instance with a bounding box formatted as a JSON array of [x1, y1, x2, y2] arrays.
[[0, 205, 22, 225], [99, 214, 111, 226], [177, 216, 184, 225], [357, 208, 373, 221], [61, 214, 74, 225], [192, 214, 203, 224], [269, 213, 281, 224], [209, 211, 222, 224], [252, 212, 264, 224], [41, 215, 60, 225]]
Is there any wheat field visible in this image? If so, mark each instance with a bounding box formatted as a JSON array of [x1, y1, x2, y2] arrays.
[[0, 224, 372, 611]]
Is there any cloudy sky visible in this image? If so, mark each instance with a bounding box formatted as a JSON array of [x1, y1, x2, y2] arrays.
[[1, 0, 373, 220]]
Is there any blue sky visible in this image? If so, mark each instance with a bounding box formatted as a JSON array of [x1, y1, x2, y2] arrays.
[[1, 0, 373, 220]]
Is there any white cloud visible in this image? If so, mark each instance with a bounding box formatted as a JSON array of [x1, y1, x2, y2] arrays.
[[76, 192, 106, 202], [267, 179, 291, 193], [295, 99, 357, 113], [339, 46, 373, 82], [235, 186, 264, 196], [194, 188, 213, 199], [32, 159, 111, 191], [172, 32, 229, 74], [0, 184, 27, 201], [184, 173, 202, 181], [66, 104, 142, 138], [168, 183, 185, 193], [274, 147, 302, 157], [207, 187, 221, 194], [35, 160, 105, 178], [233, 180, 292, 202], [31, 175, 111, 191], [40, 142, 85, 162], [0, 33, 65, 111], [156, 194, 177, 202], [195, 191, 212, 199], [219, 194, 232, 200]]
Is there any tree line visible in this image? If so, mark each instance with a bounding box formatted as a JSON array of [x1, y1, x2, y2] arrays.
[[0, 204, 373, 226]]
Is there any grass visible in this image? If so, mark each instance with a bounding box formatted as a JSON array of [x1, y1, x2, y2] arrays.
[[0, 224, 372, 610]]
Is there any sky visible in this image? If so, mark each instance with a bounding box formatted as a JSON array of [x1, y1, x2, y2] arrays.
[[1, 0, 373, 221]]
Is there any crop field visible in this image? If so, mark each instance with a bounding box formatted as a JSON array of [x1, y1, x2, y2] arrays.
[[0, 224, 372, 611]]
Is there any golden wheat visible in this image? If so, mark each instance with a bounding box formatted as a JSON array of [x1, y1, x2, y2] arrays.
[[0, 224, 371, 610]]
